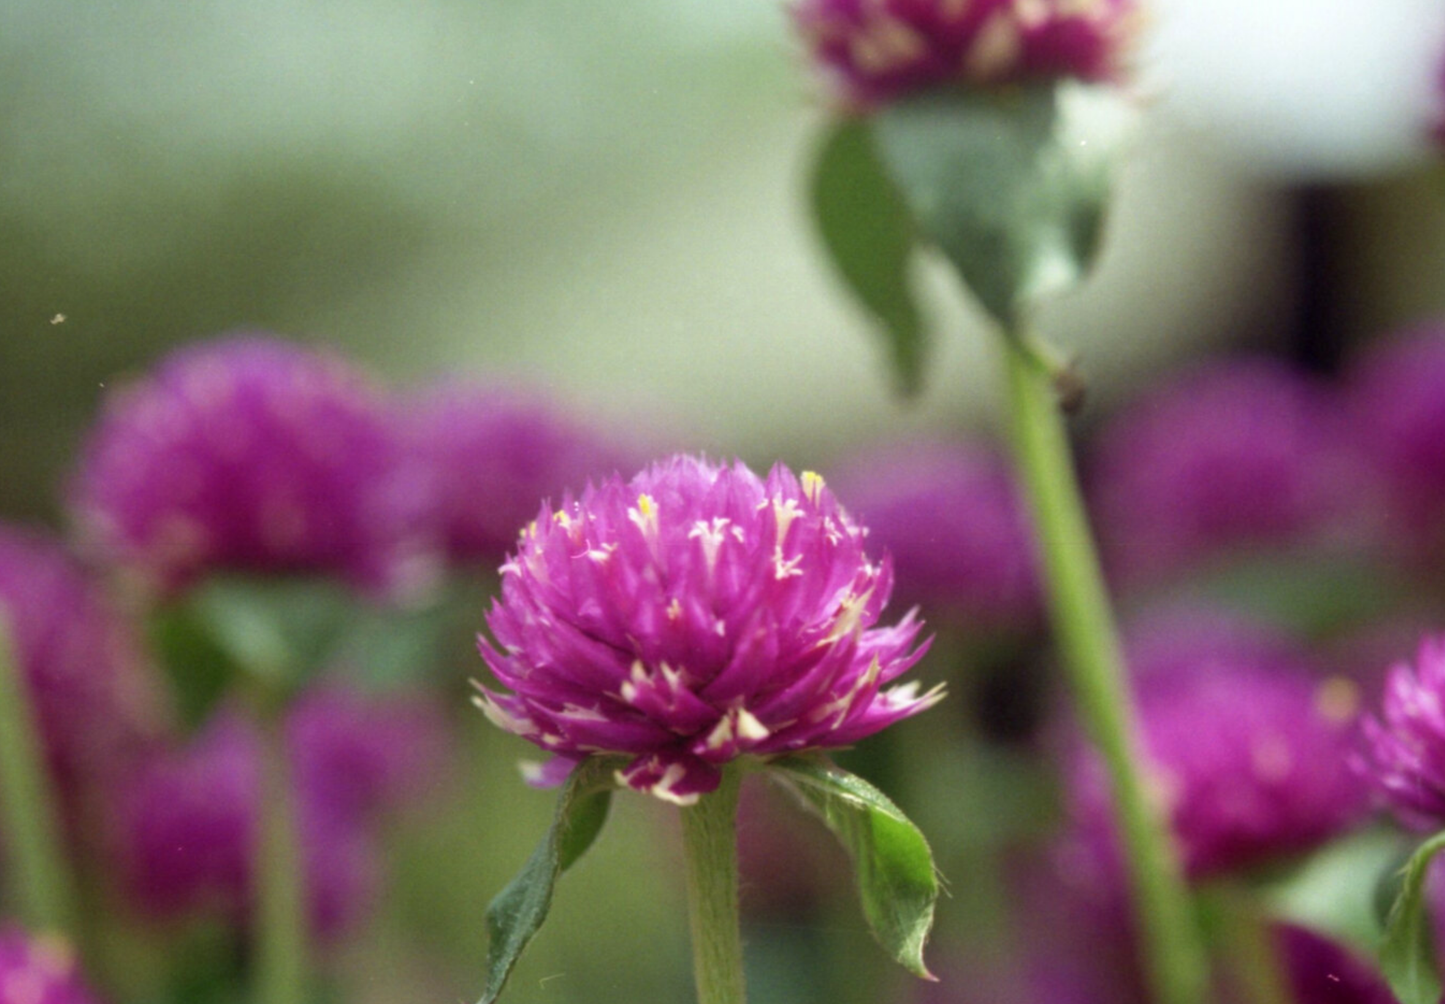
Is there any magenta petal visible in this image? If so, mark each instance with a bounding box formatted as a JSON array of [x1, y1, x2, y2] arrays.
[[615, 752, 720, 806], [520, 755, 584, 789], [474, 456, 938, 803]]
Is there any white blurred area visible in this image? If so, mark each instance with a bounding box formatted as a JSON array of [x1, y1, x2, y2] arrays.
[[1145, 0, 1445, 178], [4, 0, 1445, 476]]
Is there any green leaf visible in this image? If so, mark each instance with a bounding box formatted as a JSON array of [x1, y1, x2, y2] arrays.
[[769, 754, 939, 979], [873, 81, 1136, 332], [808, 116, 927, 395], [478, 757, 620, 1004], [1380, 829, 1445, 1004]]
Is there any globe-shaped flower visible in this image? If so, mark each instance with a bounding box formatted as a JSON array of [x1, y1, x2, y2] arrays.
[[1068, 617, 1367, 879], [118, 684, 447, 938], [69, 335, 432, 598], [793, 0, 1140, 109], [1348, 324, 1445, 571], [830, 440, 1040, 632], [1091, 358, 1368, 588], [1358, 635, 1445, 830], [404, 382, 637, 568], [0, 524, 165, 802], [0, 929, 104, 1004], [475, 456, 940, 805]]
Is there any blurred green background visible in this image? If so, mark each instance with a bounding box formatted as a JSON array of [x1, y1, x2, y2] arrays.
[[6, 2, 1445, 1002]]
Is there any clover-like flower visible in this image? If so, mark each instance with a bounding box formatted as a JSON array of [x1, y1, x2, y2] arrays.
[[474, 455, 940, 805], [1348, 324, 1445, 571], [1092, 358, 1367, 587], [831, 440, 1040, 632], [0, 524, 165, 802], [0, 929, 104, 1004], [119, 684, 447, 939], [1069, 615, 1367, 879], [69, 335, 432, 598], [1359, 635, 1445, 831], [404, 382, 636, 568], [793, 0, 1140, 108]]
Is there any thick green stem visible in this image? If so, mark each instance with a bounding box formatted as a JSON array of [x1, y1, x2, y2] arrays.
[[0, 618, 77, 935], [1000, 342, 1209, 1004], [680, 768, 746, 1004], [254, 716, 307, 1004]]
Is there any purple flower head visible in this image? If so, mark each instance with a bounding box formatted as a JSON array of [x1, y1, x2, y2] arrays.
[[404, 382, 638, 568], [1092, 358, 1367, 588], [1358, 635, 1445, 831], [1277, 924, 1397, 1004], [70, 335, 433, 599], [830, 440, 1041, 632], [0, 525, 165, 800], [1119, 602, 1315, 684], [0, 929, 105, 1004], [475, 455, 940, 805], [792, 0, 1140, 109], [118, 684, 447, 939], [1348, 324, 1445, 571], [1069, 620, 1367, 880]]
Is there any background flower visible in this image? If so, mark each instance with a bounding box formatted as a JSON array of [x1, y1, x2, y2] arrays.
[[0, 524, 165, 806], [1067, 610, 1367, 880], [475, 455, 939, 804], [792, 0, 1140, 107], [0, 928, 105, 1004], [117, 683, 448, 940], [830, 439, 1040, 634], [1091, 358, 1368, 587], [404, 381, 637, 569], [1347, 324, 1445, 573], [69, 335, 433, 599]]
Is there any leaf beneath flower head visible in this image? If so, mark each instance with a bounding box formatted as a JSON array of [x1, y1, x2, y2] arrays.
[[477, 756, 621, 1004], [769, 754, 939, 980], [872, 80, 1136, 334], [1379, 828, 1445, 1004], [809, 116, 927, 395]]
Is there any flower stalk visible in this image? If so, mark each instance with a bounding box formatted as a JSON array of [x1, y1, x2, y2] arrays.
[[0, 618, 77, 936], [254, 711, 308, 1004], [1000, 339, 1209, 1004], [681, 766, 747, 1004]]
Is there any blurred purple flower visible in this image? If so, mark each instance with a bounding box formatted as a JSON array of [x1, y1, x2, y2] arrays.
[[0, 928, 104, 1004], [0, 524, 165, 801], [404, 382, 636, 568], [1119, 602, 1315, 684], [118, 684, 447, 939], [1277, 924, 1397, 1004], [1091, 358, 1368, 588], [830, 440, 1040, 633], [1359, 635, 1445, 831], [70, 335, 433, 599], [1069, 615, 1367, 880], [793, 0, 1140, 108], [475, 456, 940, 805], [1348, 324, 1445, 571]]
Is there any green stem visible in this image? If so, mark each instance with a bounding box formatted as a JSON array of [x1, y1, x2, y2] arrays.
[[681, 767, 747, 1004], [0, 617, 78, 935], [254, 715, 307, 1004], [1202, 885, 1292, 1004], [1000, 341, 1210, 1004]]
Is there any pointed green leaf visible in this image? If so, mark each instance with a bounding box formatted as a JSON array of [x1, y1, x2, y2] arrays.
[[769, 755, 939, 979], [873, 81, 1136, 332], [478, 757, 621, 1004], [1380, 829, 1445, 1004], [809, 116, 927, 395]]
